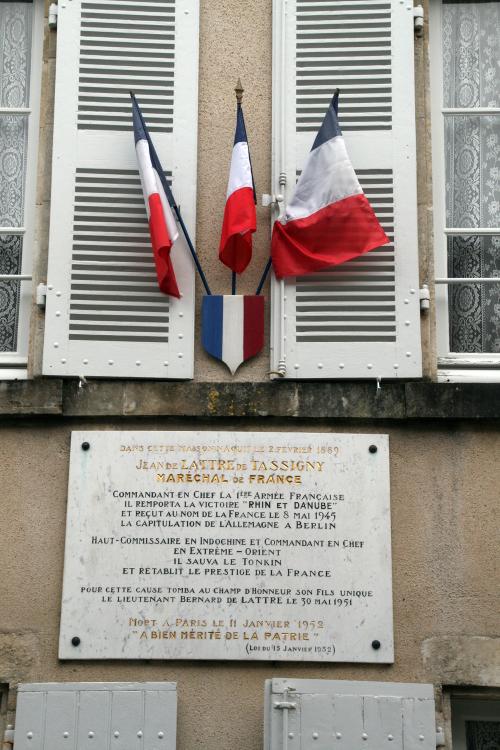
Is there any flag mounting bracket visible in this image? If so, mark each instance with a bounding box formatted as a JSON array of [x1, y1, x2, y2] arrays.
[[262, 193, 284, 208]]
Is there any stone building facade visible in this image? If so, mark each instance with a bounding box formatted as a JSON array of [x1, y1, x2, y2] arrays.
[[0, 1, 499, 749]]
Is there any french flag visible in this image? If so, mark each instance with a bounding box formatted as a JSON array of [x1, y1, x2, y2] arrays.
[[132, 95, 180, 298], [219, 102, 256, 274], [271, 92, 389, 278]]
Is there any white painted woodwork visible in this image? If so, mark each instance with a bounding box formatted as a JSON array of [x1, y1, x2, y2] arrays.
[[13, 683, 177, 750], [271, 0, 422, 379], [42, 0, 199, 379], [264, 679, 436, 750]]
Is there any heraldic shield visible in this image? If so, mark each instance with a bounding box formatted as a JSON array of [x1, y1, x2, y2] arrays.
[[202, 295, 264, 375]]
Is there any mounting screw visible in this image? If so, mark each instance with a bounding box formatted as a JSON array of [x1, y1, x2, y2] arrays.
[[369, 445, 378, 454], [81, 442, 90, 451], [371, 639, 381, 650], [71, 636, 81, 646]]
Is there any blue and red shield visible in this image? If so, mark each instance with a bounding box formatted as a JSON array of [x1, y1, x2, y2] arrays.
[[202, 295, 264, 374]]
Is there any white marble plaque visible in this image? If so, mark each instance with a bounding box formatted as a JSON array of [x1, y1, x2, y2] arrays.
[[59, 431, 393, 661]]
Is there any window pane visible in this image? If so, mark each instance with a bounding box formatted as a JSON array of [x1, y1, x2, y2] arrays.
[[448, 235, 500, 353], [0, 2, 32, 108], [465, 721, 500, 750], [442, 1, 500, 109], [445, 115, 500, 227], [0, 114, 29, 226], [0, 235, 22, 352], [0, 3, 32, 358]]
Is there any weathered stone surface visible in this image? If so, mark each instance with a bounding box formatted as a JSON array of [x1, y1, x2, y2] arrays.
[[0, 378, 500, 420], [422, 636, 500, 685], [2, 379, 500, 418], [0, 632, 41, 689], [60, 380, 407, 418], [0, 380, 62, 415], [62, 380, 500, 419], [405, 382, 500, 418]]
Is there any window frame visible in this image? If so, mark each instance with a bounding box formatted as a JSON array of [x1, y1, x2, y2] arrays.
[[451, 697, 500, 750], [429, 0, 500, 382], [0, 0, 44, 379]]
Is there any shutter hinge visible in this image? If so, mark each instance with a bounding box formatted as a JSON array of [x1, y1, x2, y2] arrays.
[[435, 726, 445, 747], [274, 702, 297, 710], [2, 725, 15, 750], [413, 5, 424, 36], [36, 282, 48, 308], [48, 3, 58, 29], [419, 283, 430, 312]]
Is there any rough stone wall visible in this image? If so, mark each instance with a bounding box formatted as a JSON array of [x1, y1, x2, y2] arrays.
[[0, 420, 499, 750]]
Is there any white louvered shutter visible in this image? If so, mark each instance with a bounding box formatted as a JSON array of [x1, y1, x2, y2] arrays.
[[265, 679, 436, 750], [271, 0, 421, 379], [13, 682, 177, 750], [42, 0, 198, 379]]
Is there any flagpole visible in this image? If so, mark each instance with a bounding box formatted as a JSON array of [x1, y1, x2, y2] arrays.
[[255, 257, 272, 295], [130, 92, 212, 296]]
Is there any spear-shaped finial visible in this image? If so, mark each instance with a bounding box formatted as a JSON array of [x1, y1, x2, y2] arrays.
[[235, 78, 244, 104]]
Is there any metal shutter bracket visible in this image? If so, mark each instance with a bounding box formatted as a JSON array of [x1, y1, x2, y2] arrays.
[[413, 5, 424, 36], [48, 3, 58, 28], [2, 725, 14, 750], [420, 284, 430, 311]]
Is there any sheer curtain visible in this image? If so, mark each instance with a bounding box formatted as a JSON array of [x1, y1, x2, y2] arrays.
[[443, 0, 500, 352], [0, 2, 32, 352]]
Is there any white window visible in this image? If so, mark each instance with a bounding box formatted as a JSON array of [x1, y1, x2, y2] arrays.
[[0, 0, 43, 379], [430, 0, 500, 382]]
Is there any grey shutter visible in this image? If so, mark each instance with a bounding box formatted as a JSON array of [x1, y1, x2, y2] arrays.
[[271, 0, 422, 379], [13, 682, 176, 750], [265, 679, 436, 750], [42, 0, 199, 379]]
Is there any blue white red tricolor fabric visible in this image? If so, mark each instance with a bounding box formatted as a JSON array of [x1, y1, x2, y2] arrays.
[[202, 295, 264, 374], [271, 91, 389, 278], [219, 103, 256, 274], [132, 96, 180, 297]]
